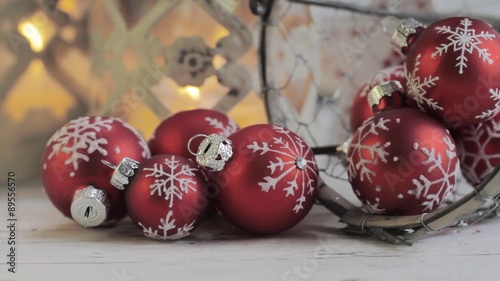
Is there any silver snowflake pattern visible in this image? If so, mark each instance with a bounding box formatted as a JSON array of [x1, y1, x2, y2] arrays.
[[347, 117, 392, 183], [115, 118, 151, 159], [476, 88, 500, 120], [458, 119, 500, 185], [405, 54, 442, 112], [205, 117, 238, 138], [432, 18, 496, 74], [409, 137, 459, 212], [246, 126, 318, 213], [45, 116, 112, 176], [144, 155, 198, 208], [138, 210, 194, 240]]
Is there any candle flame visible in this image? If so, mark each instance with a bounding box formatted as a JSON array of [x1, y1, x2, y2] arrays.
[[180, 86, 201, 100]]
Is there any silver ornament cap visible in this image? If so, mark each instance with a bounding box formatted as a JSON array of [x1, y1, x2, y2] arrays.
[[102, 157, 140, 190], [70, 186, 109, 227], [391, 18, 424, 49], [367, 80, 404, 108], [190, 134, 233, 172]]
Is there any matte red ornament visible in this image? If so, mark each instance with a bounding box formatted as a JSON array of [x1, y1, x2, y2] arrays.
[[41, 116, 150, 226], [347, 108, 459, 215], [455, 114, 500, 186], [209, 124, 319, 234], [350, 65, 406, 131], [148, 109, 239, 161], [125, 154, 209, 240], [403, 17, 500, 128]]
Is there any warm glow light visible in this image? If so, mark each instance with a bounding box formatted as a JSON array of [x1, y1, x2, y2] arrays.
[[18, 22, 44, 52], [127, 103, 161, 140], [213, 55, 227, 69], [215, 28, 230, 41], [3, 59, 76, 122], [58, 0, 79, 18], [180, 86, 201, 100]]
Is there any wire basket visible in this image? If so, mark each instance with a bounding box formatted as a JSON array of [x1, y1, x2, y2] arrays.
[[251, 0, 500, 245]]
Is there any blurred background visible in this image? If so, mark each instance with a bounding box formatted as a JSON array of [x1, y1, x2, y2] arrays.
[[0, 0, 267, 182], [1, 0, 499, 184]]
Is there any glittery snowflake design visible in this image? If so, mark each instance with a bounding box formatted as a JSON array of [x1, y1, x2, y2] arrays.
[[347, 117, 391, 183], [205, 117, 238, 138], [246, 126, 318, 213], [138, 210, 194, 240], [409, 137, 459, 212], [458, 119, 500, 185], [144, 156, 198, 208], [45, 116, 112, 177], [114, 118, 151, 159], [476, 88, 500, 120], [405, 54, 442, 112], [432, 18, 496, 74]]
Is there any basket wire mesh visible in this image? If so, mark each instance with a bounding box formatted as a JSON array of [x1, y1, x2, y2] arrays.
[[252, 0, 500, 245]]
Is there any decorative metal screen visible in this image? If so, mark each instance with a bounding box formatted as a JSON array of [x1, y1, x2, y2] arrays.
[[254, 0, 500, 245]]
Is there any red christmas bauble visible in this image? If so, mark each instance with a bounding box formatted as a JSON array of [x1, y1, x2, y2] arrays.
[[42, 116, 150, 225], [404, 17, 500, 128], [347, 108, 459, 215], [209, 124, 319, 234], [455, 114, 500, 186], [125, 154, 209, 240], [350, 65, 406, 131], [148, 109, 239, 161]]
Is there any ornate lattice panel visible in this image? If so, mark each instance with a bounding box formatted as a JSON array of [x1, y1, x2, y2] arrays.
[[89, 0, 267, 138]]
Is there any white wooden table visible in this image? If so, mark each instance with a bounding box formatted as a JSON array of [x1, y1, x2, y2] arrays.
[[2, 182, 500, 281]]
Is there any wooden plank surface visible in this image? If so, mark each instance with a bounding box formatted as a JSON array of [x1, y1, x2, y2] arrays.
[[2, 183, 500, 281]]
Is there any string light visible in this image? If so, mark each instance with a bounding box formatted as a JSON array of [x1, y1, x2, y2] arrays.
[[18, 21, 44, 52], [180, 86, 201, 100]]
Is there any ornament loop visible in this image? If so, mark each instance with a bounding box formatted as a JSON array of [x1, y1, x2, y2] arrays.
[[381, 16, 401, 37], [370, 71, 391, 86], [192, 134, 233, 172], [102, 158, 140, 190], [101, 160, 116, 169], [187, 134, 210, 156]]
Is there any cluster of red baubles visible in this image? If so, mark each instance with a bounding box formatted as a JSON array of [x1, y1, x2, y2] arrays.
[[41, 16, 500, 239], [42, 109, 319, 240], [348, 17, 500, 216]]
